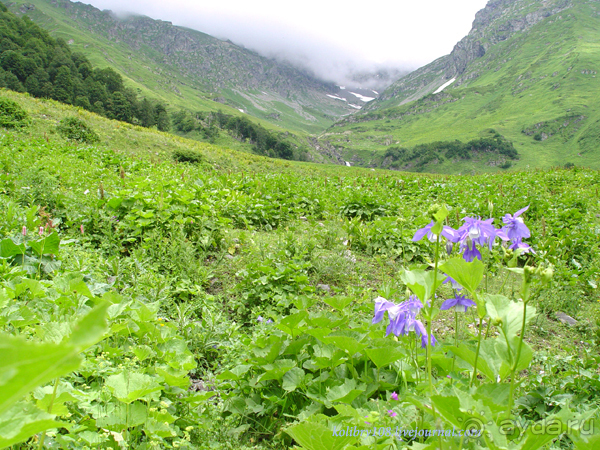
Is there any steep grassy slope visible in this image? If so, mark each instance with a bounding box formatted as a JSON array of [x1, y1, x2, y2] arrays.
[[320, 0, 600, 173], [4, 0, 359, 134]]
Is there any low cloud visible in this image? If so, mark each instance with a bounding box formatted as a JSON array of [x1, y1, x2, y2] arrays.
[[85, 0, 487, 88]]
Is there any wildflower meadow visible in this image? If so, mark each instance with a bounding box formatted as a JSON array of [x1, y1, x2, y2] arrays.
[[0, 93, 599, 449]]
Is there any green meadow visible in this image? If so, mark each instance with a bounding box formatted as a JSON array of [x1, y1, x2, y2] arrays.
[[0, 90, 599, 449]]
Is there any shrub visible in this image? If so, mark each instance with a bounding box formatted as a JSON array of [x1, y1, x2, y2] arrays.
[[173, 147, 203, 163], [57, 117, 100, 143], [0, 97, 30, 128]]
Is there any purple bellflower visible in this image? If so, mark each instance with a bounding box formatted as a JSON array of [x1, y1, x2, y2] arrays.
[[509, 237, 535, 254], [412, 221, 459, 243], [443, 276, 462, 291], [440, 293, 476, 313], [501, 206, 531, 241], [456, 217, 507, 262], [372, 295, 437, 349]]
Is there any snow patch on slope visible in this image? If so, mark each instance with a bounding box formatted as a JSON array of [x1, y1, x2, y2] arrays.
[[327, 94, 347, 102], [349, 92, 375, 102], [433, 78, 456, 94]]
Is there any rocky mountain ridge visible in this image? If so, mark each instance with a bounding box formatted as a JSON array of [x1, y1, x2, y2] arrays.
[[367, 0, 573, 110], [4, 0, 367, 133]]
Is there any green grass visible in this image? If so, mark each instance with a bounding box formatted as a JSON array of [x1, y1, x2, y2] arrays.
[[1, 89, 599, 449]]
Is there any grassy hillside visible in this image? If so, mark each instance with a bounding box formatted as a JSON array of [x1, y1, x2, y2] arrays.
[[1, 89, 599, 449], [4, 0, 357, 134], [319, 0, 600, 173]]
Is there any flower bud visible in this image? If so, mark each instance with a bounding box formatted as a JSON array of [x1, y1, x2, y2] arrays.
[[427, 203, 442, 221], [445, 241, 453, 256], [541, 267, 553, 284], [524, 266, 535, 283], [22, 226, 26, 236]]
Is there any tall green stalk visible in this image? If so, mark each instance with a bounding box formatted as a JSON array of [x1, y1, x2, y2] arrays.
[[426, 233, 441, 393], [470, 292, 484, 387], [38, 378, 59, 450], [506, 272, 532, 417]]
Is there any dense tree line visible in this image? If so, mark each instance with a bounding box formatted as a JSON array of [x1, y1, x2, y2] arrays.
[[172, 109, 303, 160], [385, 131, 518, 169], [0, 4, 169, 131]]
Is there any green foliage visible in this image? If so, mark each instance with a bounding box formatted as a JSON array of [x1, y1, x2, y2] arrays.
[[0, 92, 599, 450], [384, 133, 518, 170], [173, 147, 203, 164], [175, 109, 306, 161], [0, 96, 29, 128], [339, 195, 389, 221], [234, 254, 314, 321], [0, 6, 168, 130], [56, 117, 99, 143]]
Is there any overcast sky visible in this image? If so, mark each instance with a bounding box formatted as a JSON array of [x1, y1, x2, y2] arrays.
[[84, 0, 489, 86]]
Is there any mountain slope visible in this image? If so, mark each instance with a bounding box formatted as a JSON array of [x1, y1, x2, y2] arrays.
[[319, 0, 600, 173], [4, 0, 362, 134]]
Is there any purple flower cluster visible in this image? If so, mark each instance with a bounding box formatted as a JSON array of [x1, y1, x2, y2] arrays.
[[256, 316, 273, 324], [440, 293, 476, 313], [412, 206, 533, 261], [500, 206, 535, 255], [372, 296, 437, 348]]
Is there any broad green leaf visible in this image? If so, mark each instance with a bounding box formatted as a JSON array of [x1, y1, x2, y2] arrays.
[[132, 345, 155, 361], [285, 420, 357, 450], [320, 335, 365, 356], [34, 382, 77, 416], [448, 344, 495, 381], [282, 367, 305, 392], [259, 359, 296, 382], [276, 311, 308, 336], [105, 372, 163, 404], [68, 278, 94, 299], [322, 296, 353, 311], [399, 268, 444, 303], [483, 294, 536, 340], [159, 339, 196, 371], [155, 365, 189, 388], [0, 238, 25, 258], [0, 303, 109, 415], [216, 365, 251, 381], [29, 232, 60, 257], [574, 435, 600, 450], [94, 401, 148, 429], [433, 205, 449, 223], [252, 336, 283, 364], [310, 344, 347, 370], [78, 431, 108, 445], [0, 401, 64, 448], [0, 289, 11, 309], [326, 379, 364, 404], [365, 346, 406, 369], [333, 404, 362, 419], [68, 301, 110, 348], [439, 257, 484, 295]]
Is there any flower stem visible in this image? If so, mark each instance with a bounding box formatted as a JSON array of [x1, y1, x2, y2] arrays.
[[426, 233, 441, 393], [470, 302, 484, 387], [38, 378, 59, 450], [507, 295, 530, 418]]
